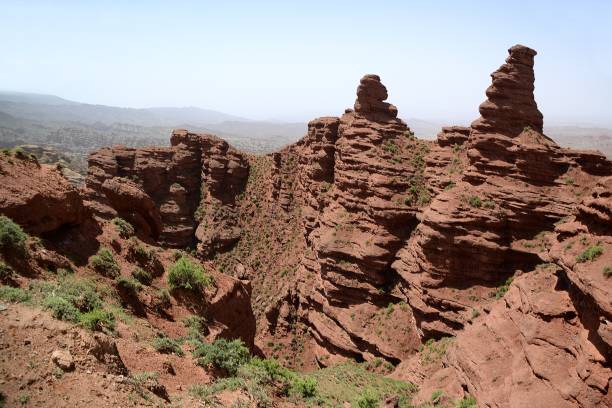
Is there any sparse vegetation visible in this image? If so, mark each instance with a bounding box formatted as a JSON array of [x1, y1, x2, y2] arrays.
[[79, 309, 116, 332], [0, 261, 13, 280], [603, 266, 612, 278], [444, 182, 456, 191], [90, 247, 120, 277], [455, 395, 478, 408], [292, 376, 318, 398], [167, 256, 212, 291], [112, 217, 135, 238], [491, 277, 514, 299], [183, 315, 207, 338], [115, 275, 142, 292], [0, 215, 28, 253], [355, 388, 378, 408], [468, 195, 482, 208], [152, 288, 171, 312], [194, 338, 250, 376], [576, 245, 603, 263], [131, 267, 152, 285], [43, 295, 80, 322], [152, 336, 184, 356], [0, 285, 30, 303], [419, 337, 453, 365], [382, 140, 399, 154]]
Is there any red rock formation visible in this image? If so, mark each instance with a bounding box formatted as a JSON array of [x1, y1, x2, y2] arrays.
[[85, 131, 248, 250], [391, 44, 612, 340], [0, 152, 88, 234], [276, 75, 426, 363], [471, 44, 543, 137]]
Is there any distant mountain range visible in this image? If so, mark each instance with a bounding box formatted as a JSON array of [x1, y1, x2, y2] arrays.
[[0, 91, 610, 164]]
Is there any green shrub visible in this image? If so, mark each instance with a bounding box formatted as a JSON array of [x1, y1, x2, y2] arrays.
[[79, 309, 115, 332], [603, 266, 612, 278], [43, 295, 80, 322], [431, 390, 444, 403], [0, 261, 13, 280], [242, 358, 295, 396], [115, 276, 142, 292], [153, 289, 171, 312], [131, 267, 152, 285], [90, 247, 120, 277], [56, 276, 101, 312], [0, 286, 30, 303], [576, 245, 603, 263], [291, 376, 317, 398], [354, 388, 378, 408], [112, 217, 134, 238], [455, 395, 477, 408], [491, 277, 514, 299], [167, 256, 212, 291], [468, 196, 482, 208], [0, 216, 27, 253], [183, 315, 206, 338], [194, 338, 250, 376], [152, 336, 184, 356]]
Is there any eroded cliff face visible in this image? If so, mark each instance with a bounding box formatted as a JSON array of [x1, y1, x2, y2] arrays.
[[392, 45, 612, 340], [85, 130, 248, 250], [257, 45, 611, 406], [287, 75, 431, 364]]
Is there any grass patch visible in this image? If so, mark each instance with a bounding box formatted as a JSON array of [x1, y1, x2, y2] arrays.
[[90, 247, 120, 277], [167, 256, 212, 291], [0, 215, 27, 253], [308, 362, 416, 407], [576, 245, 603, 263], [603, 266, 612, 278]]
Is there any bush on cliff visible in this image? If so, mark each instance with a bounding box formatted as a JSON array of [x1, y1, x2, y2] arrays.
[[90, 247, 120, 277], [0, 215, 27, 253], [167, 256, 212, 291], [193, 338, 250, 376], [112, 217, 135, 238]]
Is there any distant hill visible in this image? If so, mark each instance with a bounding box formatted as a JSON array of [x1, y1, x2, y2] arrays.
[[0, 92, 610, 175], [0, 91, 80, 106], [0, 91, 248, 126]]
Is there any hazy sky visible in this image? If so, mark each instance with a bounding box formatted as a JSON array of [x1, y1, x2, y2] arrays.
[[1, 0, 611, 125]]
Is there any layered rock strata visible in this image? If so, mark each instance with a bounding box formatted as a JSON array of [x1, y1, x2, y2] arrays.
[[85, 131, 248, 249]]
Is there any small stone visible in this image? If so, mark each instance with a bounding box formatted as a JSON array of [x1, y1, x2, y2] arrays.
[[51, 349, 74, 371]]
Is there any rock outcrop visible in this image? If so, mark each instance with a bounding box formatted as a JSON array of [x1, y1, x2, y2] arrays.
[[0, 152, 88, 234], [391, 44, 612, 340], [85, 131, 248, 249], [274, 75, 427, 363]]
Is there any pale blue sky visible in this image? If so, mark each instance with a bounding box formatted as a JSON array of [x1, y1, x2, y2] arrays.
[[1, 0, 611, 125]]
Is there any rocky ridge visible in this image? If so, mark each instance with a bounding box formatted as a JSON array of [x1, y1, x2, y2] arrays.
[[0, 44, 610, 407]]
